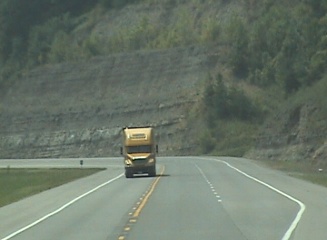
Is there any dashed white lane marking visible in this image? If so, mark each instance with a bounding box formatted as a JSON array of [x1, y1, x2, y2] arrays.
[[1, 173, 124, 240], [195, 164, 223, 203], [196, 157, 306, 240]]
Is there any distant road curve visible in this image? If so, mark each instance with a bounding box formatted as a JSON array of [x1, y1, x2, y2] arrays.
[[0, 157, 327, 240]]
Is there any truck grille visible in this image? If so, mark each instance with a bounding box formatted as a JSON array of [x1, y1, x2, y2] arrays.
[[133, 158, 147, 165]]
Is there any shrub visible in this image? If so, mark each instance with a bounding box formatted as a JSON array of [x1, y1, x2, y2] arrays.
[[199, 130, 217, 154], [203, 73, 261, 124], [223, 16, 249, 77], [27, 13, 74, 66]]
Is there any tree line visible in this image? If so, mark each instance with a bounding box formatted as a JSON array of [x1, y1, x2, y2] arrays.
[[224, 0, 327, 94], [0, 0, 139, 89]]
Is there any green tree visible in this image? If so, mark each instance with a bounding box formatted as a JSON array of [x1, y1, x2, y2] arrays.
[[203, 73, 260, 123], [224, 16, 249, 77], [100, 0, 140, 8], [27, 14, 73, 66]]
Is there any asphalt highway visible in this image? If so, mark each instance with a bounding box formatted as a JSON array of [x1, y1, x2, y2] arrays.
[[0, 157, 327, 240]]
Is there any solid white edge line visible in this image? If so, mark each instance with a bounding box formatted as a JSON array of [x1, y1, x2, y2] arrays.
[[198, 157, 306, 240], [1, 173, 124, 240]]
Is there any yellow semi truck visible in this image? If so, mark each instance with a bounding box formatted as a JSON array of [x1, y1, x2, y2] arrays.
[[121, 127, 158, 178]]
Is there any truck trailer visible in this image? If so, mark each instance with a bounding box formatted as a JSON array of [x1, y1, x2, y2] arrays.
[[121, 127, 158, 178]]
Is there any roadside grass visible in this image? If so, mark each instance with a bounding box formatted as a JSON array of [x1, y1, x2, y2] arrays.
[[290, 172, 327, 187], [259, 160, 327, 188], [0, 168, 104, 208], [201, 120, 259, 157]]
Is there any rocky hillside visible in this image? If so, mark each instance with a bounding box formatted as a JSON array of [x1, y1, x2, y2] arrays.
[[245, 79, 327, 168], [1, 0, 326, 165], [0, 46, 211, 158]]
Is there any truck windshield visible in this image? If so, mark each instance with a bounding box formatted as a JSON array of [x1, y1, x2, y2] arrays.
[[127, 145, 151, 154]]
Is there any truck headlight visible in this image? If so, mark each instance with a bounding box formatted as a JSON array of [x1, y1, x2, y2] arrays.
[[148, 158, 154, 163], [125, 159, 132, 165]]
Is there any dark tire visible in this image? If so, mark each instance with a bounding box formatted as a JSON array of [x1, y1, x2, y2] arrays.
[[125, 169, 133, 178], [149, 166, 156, 177]]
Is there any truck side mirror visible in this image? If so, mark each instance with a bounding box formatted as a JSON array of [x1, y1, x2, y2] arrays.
[[156, 145, 158, 154], [120, 147, 123, 155]]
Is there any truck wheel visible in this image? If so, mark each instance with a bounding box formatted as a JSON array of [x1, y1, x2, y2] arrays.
[[149, 166, 156, 177], [125, 169, 133, 178]]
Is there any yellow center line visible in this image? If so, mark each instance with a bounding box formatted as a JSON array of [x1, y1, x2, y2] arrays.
[[133, 165, 165, 218]]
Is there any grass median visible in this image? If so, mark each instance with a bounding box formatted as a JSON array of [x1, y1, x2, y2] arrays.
[[0, 168, 104, 208], [259, 160, 327, 187]]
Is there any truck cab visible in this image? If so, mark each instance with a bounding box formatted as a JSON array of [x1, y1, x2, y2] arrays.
[[121, 127, 158, 178]]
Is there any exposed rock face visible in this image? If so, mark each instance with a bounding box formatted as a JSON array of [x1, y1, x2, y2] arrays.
[[246, 102, 327, 166], [0, 47, 212, 158]]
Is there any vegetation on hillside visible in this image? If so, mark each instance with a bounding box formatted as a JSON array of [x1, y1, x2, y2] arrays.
[[1, 0, 326, 155], [199, 73, 263, 155], [0, 0, 136, 88], [1, 0, 325, 89]]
